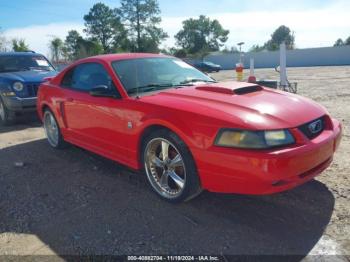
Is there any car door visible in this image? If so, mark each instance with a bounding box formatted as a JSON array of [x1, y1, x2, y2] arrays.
[[59, 62, 133, 165]]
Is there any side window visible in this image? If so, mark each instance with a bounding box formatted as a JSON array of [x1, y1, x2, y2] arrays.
[[61, 63, 116, 92], [61, 68, 74, 87]]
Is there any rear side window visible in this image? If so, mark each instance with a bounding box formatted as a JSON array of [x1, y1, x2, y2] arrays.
[[61, 63, 115, 92], [61, 68, 74, 87]]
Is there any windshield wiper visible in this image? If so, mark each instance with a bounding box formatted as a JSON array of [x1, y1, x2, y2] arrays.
[[128, 83, 175, 94], [128, 82, 198, 95], [180, 79, 217, 84], [28, 67, 51, 72]]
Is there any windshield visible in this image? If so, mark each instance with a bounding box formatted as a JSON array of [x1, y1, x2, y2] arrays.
[[0, 55, 55, 73], [112, 57, 215, 96]]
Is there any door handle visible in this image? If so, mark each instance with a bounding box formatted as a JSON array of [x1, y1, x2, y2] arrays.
[[67, 98, 74, 102]]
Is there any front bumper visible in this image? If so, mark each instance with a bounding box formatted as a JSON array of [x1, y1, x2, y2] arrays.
[[194, 118, 342, 195], [1, 95, 37, 112]]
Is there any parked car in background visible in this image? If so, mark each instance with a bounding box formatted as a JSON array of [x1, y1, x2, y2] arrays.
[[0, 52, 57, 125], [37, 53, 341, 203], [194, 61, 222, 72]]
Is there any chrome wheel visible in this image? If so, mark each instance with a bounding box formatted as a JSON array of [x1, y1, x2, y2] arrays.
[[0, 100, 5, 121], [144, 138, 186, 199], [43, 111, 59, 147]]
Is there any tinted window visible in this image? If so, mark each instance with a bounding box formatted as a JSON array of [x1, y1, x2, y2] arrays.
[[0, 55, 55, 73], [112, 57, 213, 95], [61, 63, 114, 92], [61, 68, 74, 87]]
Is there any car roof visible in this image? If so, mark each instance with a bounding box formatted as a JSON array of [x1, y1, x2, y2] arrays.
[[0, 51, 45, 56], [81, 53, 171, 63]]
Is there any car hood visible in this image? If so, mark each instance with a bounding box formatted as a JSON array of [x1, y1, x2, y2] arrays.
[[140, 81, 326, 130], [0, 70, 57, 83]]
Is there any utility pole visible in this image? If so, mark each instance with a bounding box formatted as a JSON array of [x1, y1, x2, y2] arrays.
[[237, 42, 245, 64], [280, 42, 288, 88]]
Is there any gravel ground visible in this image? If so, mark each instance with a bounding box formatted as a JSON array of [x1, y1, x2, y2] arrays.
[[0, 66, 349, 261]]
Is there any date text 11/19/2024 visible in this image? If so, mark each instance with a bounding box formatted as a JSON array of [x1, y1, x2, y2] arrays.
[[127, 255, 220, 261]]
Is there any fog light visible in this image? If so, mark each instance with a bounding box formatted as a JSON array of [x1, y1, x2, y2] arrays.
[[2, 91, 16, 97]]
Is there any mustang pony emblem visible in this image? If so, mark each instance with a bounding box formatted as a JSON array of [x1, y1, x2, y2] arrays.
[[308, 119, 323, 134]]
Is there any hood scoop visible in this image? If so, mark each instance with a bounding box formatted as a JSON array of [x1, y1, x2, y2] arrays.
[[196, 84, 262, 95], [234, 85, 263, 95]]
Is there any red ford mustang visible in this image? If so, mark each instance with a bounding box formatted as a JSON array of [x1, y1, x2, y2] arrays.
[[37, 53, 342, 202]]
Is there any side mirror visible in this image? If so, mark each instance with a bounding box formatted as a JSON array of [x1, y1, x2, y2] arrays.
[[89, 85, 120, 98]]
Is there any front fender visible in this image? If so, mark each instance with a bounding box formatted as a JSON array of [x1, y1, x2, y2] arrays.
[[140, 116, 198, 149], [0, 79, 12, 92]]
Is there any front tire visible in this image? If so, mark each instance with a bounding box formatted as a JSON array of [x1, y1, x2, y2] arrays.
[[142, 129, 202, 203], [0, 97, 15, 126], [43, 109, 67, 149]]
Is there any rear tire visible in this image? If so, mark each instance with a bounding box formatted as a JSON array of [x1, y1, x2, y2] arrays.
[[142, 129, 202, 203], [43, 109, 67, 149], [0, 97, 15, 126]]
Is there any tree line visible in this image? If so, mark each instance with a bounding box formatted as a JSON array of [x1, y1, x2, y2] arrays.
[[0, 34, 31, 53], [48, 1, 234, 63], [249, 25, 295, 52], [50, 0, 169, 63], [334, 37, 350, 47], [0, 0, 321, 63]]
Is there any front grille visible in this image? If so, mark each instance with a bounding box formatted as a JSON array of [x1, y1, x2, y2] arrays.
[[298, 116, 325, 139], [26, 83, 41, 97]]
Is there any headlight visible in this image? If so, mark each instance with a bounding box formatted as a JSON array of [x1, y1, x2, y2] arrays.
[[13, 82, 24, 92], [215, 129, 295, 149]]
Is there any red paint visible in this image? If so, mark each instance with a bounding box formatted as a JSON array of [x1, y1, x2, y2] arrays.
[[37, 53, 342, 195]]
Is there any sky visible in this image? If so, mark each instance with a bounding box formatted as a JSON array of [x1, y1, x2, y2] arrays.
[[1, 0, 350, 56]]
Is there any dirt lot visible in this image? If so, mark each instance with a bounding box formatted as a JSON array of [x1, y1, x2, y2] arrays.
[[0, 66, 349, 260]]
